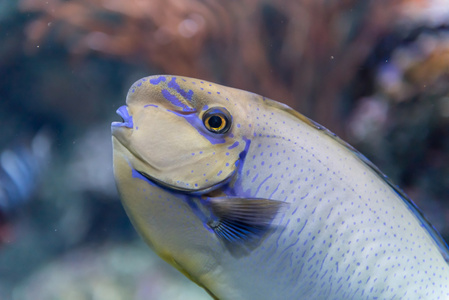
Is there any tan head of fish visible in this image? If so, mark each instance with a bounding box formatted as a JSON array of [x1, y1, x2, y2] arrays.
[[112, 75, 252, 193]]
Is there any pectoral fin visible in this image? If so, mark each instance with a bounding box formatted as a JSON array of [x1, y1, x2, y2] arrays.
[[205, 197, 288, 244]]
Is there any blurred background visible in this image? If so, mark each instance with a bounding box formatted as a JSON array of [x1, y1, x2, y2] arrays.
[[0, 0, 448, 299]]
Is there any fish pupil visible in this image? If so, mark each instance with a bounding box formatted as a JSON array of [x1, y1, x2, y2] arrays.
[[203, 107, 231, 134], [209, 115, 223, 129]]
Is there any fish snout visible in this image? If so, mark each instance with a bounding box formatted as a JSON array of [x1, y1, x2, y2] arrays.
[[112, 106, 133, 129]]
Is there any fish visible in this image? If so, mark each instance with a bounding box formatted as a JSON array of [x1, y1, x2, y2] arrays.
[[111, 75, 449, 300]]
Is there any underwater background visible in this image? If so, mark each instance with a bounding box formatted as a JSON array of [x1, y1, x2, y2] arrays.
[[0, 0, 448, 299]]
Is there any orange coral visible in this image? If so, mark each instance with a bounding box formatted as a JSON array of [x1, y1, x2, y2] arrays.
[[19, 0, 442, 135]]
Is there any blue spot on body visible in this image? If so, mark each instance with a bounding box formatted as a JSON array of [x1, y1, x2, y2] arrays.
[[254, 174, 273, 196], [252, 173, 259, 183]]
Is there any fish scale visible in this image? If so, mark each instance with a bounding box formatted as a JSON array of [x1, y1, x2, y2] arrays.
[[112, 75, 449, 299]]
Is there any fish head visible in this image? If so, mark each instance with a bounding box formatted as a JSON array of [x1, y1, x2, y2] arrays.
[[112, 75, 253, 194]]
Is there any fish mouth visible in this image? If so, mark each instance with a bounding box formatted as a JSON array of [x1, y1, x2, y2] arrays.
[[112, 106, 133, 128], [135, 169, 233, 195]]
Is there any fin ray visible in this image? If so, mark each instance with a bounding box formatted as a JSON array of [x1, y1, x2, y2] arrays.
[[205, 197, 288, 244]]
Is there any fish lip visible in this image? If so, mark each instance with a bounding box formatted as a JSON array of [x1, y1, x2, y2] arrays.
[[111, 105, 133, 128], [136, 169, 233, 196]]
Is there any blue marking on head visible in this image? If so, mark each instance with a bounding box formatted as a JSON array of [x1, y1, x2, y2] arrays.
[[166, 109, 226, 144], [228, 141, 239, 150], [144, 104, 158, 108], [150, 76, 167, 85], [161, 89, 195, 112], [240, 137, 250, 160], [112, 105, 133, 128], [131, 168, 158, 187], [168, 77, 194, 101], [224, 136, 252, 197]]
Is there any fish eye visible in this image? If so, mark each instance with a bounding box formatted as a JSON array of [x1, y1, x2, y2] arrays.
[[202, 107, 232, 134]]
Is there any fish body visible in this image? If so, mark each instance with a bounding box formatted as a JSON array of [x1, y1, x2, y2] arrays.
[[112, 75, 449, 299]]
